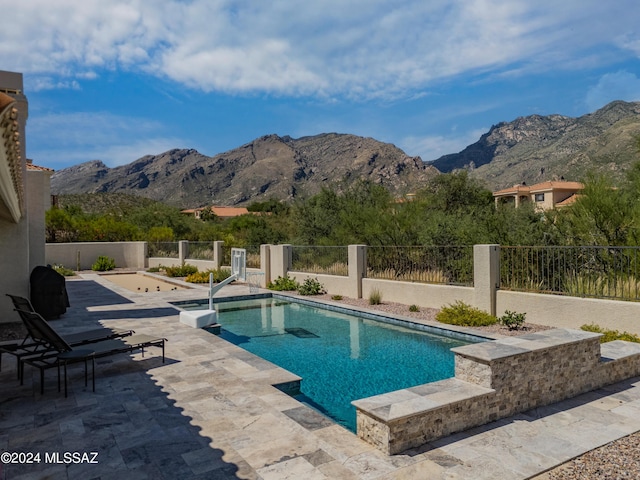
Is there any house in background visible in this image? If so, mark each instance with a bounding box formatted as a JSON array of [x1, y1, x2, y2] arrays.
[[0, 70, 53, 324], [181, 206, 250, 219], [493, 180, 583, 211]]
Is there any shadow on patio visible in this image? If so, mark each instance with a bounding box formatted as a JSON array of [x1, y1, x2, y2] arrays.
[[0, 280, 254, 479]]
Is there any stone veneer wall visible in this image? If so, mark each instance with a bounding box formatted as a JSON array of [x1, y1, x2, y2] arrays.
[[454, 330, 603, 417], [353, 329, 640, 455]]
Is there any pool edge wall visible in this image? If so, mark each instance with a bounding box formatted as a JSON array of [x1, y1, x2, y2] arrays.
[[353, 328, 640, 455]]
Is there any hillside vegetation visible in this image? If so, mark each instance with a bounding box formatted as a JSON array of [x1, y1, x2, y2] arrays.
[[49, 157, 640, 249]]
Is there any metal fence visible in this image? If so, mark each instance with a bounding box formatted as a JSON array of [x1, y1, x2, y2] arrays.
[[501, 245, 640, 301], [367, 246, 474, 286], [222, 245, 261, 268], [291, 246, 349, 276], [147, 242, 179, 258], [188, 241, 215, 260]]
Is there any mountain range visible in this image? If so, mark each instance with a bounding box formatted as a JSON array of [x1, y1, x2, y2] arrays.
[[50, 101, 640, 208]]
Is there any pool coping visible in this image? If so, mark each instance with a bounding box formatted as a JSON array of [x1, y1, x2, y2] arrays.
[[170, 291, 498, 344]]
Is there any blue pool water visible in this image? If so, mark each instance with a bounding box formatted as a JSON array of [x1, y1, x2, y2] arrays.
[[201, 296, 477, 431]]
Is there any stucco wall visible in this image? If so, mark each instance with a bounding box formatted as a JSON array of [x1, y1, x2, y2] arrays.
[[26, 169, 50, 270], [290, 272, 354, 297], [46, 242, 147, 270], [362, 278, 474, 309], [0, 216, 30, 324], [497, 289, 640, 335]]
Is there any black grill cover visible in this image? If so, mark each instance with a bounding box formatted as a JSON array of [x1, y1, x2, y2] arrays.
[[30, 266, 70, 319]]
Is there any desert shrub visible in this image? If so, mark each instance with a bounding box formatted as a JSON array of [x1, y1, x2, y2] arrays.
[[52, 264, 75, 276], [147, 266, 162, 273], [185, 271, 209, 283], [580, 324, 640, 343], [409, 304, 420, 312], [213, 268, 232, 282], [297, 278, 326, 296], [92, 256, 115, 271], [331, 294, 343, 301], [436, 301, 497, 327], [186, 268, 233, 284], [369, 288, 382, 305], [499, 310, 526, 330], [267, 275, 299, 291], [165, 264, 198, 277]]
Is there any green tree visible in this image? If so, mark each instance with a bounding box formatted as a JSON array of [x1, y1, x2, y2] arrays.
[[556, 173, 632, 245], [45, 207, 78, 242], [293, 187, 341, 244], [76, 215, 139, 242], [420, 171, 494, 214], [199, 206, 218, 222], [147, 226, 175, 242], [226, 214, 286, 245]]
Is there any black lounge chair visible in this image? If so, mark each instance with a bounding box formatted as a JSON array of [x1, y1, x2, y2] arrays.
[[1, 294, 134, 375], [15, 309, 166, 395], [6, 294, 134, 345]]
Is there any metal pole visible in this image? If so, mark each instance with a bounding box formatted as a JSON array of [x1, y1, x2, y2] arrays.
[[209, 272, 214, 310]]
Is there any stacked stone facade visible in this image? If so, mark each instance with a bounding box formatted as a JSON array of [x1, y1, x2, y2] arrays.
[[353, 329, 640, 455]]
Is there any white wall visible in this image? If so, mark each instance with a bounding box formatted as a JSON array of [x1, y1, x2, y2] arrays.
[[362, 278, 474, 309], [46, 242, 147, 270], [497, 290, 640, 335]]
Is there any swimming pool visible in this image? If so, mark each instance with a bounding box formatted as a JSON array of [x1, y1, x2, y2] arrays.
[[183, 295, 483, 431]]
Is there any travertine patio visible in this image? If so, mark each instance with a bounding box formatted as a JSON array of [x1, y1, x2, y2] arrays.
[[2, 273, 640, 479]]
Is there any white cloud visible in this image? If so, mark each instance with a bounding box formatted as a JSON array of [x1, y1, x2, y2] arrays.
[[29, 77, 81, 92], [27, 111, 185, 167], [2, 0, 639, 99], [402, 128, 487, 162], [585, 71, 640, 111]]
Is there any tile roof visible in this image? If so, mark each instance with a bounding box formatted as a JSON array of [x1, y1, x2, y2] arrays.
[[493, 180, 583, 196], [211, 206, 249, 217], [26, 160, 54, 172], [493, 184, 531, 195], [528, 181, 583, 192], [555, 193, 581, 207], [181, 206, 251, 218]]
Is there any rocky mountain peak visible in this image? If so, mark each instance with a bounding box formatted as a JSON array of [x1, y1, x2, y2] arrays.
[[51, 133, 438, 208]]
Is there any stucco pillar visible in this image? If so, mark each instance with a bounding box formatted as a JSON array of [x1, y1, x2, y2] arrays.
[[141, 242, 149, 269], [270, 244, 292, 280], [213, 241, 224, 268], [348, 245, 367, 299], [260, 244, 271, 287], [473, 244, 500, 316], [179, 240, 189, 264]]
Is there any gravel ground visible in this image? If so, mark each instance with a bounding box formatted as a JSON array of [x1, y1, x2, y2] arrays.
[[309, 293, 553, 336], [538, 433, 640, 480], [3, 293, 637, 479]]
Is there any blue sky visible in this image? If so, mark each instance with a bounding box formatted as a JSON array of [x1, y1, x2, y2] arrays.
[[2, 0, 640, 171]]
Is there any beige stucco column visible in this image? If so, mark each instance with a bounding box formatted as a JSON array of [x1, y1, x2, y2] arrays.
[[348, 245, 367, 299], [213, 241, 224, 268], [473, 244, 500, 315], [260, 244, 271, 287], [270, 244, 292, 279], [179, 240, 189, 264]]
